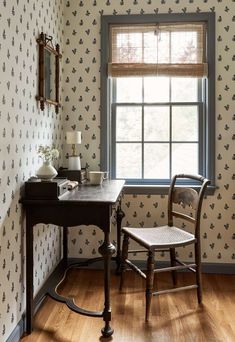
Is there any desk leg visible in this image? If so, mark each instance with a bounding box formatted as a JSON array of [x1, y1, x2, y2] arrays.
[[26, 218, 33, 334], [116, 201, 125, 273], [98, 232, 116, 337], [63, 226, 68, 264]]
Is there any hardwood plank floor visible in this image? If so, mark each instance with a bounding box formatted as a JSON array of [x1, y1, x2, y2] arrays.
[[20, 269, 235, 342]]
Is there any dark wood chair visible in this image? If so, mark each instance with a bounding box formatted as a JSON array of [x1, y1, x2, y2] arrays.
[[119, 174, 210, 321]]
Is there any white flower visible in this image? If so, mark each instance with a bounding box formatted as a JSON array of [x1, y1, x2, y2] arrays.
[[38, 145, 59, 162], [51, 149, 59, 159]]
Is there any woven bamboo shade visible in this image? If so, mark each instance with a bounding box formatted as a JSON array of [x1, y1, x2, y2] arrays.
[[108, 22, 207, 78]]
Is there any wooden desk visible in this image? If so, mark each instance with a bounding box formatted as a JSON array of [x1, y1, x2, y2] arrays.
[[21, 180, 125, 337]]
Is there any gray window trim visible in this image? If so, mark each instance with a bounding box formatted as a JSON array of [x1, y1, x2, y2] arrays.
[[101, 12, 215, 194]]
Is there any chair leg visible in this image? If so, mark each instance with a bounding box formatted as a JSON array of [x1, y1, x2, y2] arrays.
[[119, 233, 129, 291], [195, 241, 202, 304], [170, 248, 177, 286], [145, 250, 155, 322]]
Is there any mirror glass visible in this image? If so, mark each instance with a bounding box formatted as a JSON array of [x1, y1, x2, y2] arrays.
[[44, 49, 56, 101]]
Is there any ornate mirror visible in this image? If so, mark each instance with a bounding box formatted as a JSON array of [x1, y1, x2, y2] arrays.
[[36, 32, 62, 114]]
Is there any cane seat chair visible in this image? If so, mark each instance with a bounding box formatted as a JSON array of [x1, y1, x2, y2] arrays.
[[119, 174, 210, 321]]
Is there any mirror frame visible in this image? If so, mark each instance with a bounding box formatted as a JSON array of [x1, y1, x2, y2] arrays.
[[36, 32, 62, 114]]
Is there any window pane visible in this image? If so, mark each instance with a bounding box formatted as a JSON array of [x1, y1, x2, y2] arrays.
[[116, 143, 142, 178], [116, 32, 142, 63], [171, 78, 198, 102], [171, 31, 198, 63], [144, 77, 169, 102], [172, 106, 198, 141], [116, 77, 142, 102], [144, 31, 170, 63], [144, 106, 169, 141], [144, 143, 169, 179], [172, 143, 198, 175], [143, 31, 158, 63], [116, 106, 142, 141], [156, 31, 170, 63]]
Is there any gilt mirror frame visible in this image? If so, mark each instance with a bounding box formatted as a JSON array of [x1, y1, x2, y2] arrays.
[[36, 32, 62, 114]]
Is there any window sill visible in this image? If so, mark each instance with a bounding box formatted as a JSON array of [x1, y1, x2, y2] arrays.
[[123, 184, 216, 195]]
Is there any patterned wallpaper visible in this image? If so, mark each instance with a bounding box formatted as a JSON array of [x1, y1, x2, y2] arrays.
[[0, 0, 235, 341], [63, 0, 235, 263], [0, 0, 64, 340]]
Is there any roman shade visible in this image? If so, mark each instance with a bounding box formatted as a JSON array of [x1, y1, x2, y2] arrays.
[[108, 22, 207, 77]]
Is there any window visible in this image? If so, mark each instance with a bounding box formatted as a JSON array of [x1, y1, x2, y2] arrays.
[[113, 76, 201, 180], [101, 14, 215, 193]]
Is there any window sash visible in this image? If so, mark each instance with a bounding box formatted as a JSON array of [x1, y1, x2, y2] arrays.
[[109, 22, 207, 78], [111, 100, 203, 182]]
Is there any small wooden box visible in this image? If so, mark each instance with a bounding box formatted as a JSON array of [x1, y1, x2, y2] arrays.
[[24, 177, 69, 199], [57, 168, 87, 183]]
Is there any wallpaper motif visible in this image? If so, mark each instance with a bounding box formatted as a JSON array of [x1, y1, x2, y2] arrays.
[[63, 0, 235, 263], [0, 0, 64, 340]]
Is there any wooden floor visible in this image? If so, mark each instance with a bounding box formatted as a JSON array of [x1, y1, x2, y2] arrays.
[[20, 269, 235, 342]]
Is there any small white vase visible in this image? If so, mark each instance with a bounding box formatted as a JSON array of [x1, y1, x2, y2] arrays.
[[36, 161, 58, 180]]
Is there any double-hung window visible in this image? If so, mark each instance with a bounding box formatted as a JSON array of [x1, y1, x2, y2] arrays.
[[101, 13, 215, 193]]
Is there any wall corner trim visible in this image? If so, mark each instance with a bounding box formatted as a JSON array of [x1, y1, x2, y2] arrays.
[[6, 317, 25, 342]]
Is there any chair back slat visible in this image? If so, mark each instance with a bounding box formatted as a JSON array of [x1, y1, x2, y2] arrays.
[[172, 187, 199, 210], [171, 210, 196, 224], [168, 174, 210, 233]]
